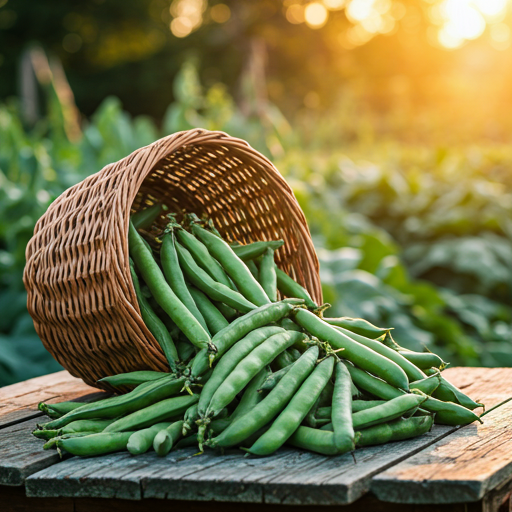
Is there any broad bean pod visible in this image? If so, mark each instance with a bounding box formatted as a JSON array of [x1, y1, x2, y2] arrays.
[[208, 346, 319, 449], [245, 356, 335, 456], [105, 394, 199, 432], [294, 309, 409, 391], [128, 221, 212, 352], [191, 224, 271, 306], [175, 242, 256, 313], [231, 240, 284, 261]]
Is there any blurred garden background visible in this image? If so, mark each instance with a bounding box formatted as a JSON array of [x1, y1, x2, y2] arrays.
[[1, 0, 512, 386]]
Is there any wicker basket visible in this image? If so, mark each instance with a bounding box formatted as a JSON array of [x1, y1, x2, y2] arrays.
[[23, 129, 322, 390]]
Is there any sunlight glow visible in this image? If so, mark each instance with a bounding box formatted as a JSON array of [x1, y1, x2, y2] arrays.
[[490, 22, 511, 49], [286, 4, 305, 24], [344, 0, 393, 36], [323, 0, 346, 9], [169, 0, 205, 38], [431, 0, 509, 48], [305, 3, 329, 28], [347, 0, 375, 22], [286, 0, 512, 51], [473, 0, 507, 17]]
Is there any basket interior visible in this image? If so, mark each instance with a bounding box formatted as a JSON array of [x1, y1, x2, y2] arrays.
[[129, 141, 320, 301]]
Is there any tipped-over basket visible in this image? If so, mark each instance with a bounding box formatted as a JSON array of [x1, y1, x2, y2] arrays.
[[23, 129, 322, 390]]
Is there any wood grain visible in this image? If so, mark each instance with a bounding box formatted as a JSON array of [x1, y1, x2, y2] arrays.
[[0, 371, 108, 429], [26, 425, 455, 505], [372, 367, 512, 504], [0, 418, 62, 486]]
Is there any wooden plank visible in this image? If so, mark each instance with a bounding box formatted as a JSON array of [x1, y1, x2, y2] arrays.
[[0, 418, 63, 486], [26, 425, 456, 504], [371, 367, 512, 504], [0, 371, 107, 429], [26, 451, 144, 500]]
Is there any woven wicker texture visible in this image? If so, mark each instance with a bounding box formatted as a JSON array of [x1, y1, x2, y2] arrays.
[[23, 129, 321, 389]]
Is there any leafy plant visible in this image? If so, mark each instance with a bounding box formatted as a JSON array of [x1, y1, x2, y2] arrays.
[[1, 59, 511, 386]]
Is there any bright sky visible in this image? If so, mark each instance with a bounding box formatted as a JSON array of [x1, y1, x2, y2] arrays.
[[169, 0, 511, 50]]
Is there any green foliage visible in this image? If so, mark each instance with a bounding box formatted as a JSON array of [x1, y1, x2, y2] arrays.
[[1, 60, 511, 386], [278, 147, 512, 367]]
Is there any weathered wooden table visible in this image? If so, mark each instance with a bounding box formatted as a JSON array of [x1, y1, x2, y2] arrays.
[[1, 367, 512, 512]]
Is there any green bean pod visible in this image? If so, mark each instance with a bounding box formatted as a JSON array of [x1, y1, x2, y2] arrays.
[[229, 368, 270, 422], [352, 400, 387, 412], [304, 396, 324, 428], [345, 363, 481, 426], [98, 371, 169, 388], [176, 227, 234, 290], [176, 338, 195, 363], [130, 262, 179, 369], [352, 393, 427, 430], [356, 416, 434, 447], [57, 432, 135, 457], [213, 301, 238, 321], [206, 331, 306, 418], [160, 232, 209, 333], [210, 417, 232, 435], [208, 346, 319, 449], [105, 394, 199, 432], [129, 221, 212, 352], [332, 362, 356, 452], [198, 327, 283, 418], [60, 419, 114, 435], [38, 401, 91, 419], [200, 369, 271, 450], [153, 421, 184, 456], [182, 403, 199, 436], [273, 349, 297, 371], [379, 333, 447, 370], [342, 362, 403, 401], [317, 400, 388, 420], [175, 242, 256, 313], [324, 317, 391, 339], [258, 248, 277, 301], [409, 373, 442, 396], [32, 429, 61, 440], [316, 406, 332, 420], [294, 309, 410, 391], [131, 203, 162, 230], [43, 432, 96, 450], [188, 285, 229, 335], [245, 260, 259, 280], [276, 267, 317, 309], [279, 317, 303, 333], [258, 365, 293, 392], [431, 376, 483, 410], [398, 350, 446, 370], [231, 240, 284, 261], [423, 396, 482, 425], [127, 422, 172, 455], [191, 224, 271, 306], [245, 356, 335, 456], [304, 380, 334, 428], [40, 376, 186, 430], [190, 300, 301, 379], [332, 325, 425, 382], [287, 426, 357, 456]]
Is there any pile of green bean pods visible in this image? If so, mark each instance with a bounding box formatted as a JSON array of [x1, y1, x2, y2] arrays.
[[33, 207, 485, 459]]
